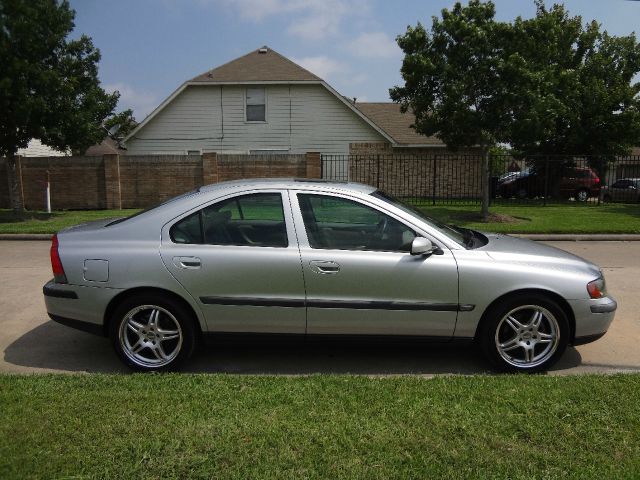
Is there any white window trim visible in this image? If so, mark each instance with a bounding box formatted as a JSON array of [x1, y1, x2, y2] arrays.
[[244, 87, 267, 124]]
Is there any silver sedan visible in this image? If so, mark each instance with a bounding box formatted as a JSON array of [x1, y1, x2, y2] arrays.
[[43, 179, 617, 372]]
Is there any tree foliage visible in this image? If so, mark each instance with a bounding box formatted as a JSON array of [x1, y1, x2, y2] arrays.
[[104, 109, 138, 140], [0, 0, 118, 214], [0, 0, 118, 157], [506, 1, 640, 156], [390, 0, 640, 157], [390, 0, 510, 150]]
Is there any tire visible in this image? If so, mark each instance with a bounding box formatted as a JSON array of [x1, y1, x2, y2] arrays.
[[110, 293, 197, 372], [478, 293, 569, 373], [575, 188, 589, 202], [515, 188, 528, 199]]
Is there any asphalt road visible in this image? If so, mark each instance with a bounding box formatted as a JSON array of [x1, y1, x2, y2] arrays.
[[1, 240, 639, 375]]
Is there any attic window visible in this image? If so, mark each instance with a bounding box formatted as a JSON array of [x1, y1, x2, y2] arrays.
[[246, 88, 266, 122]]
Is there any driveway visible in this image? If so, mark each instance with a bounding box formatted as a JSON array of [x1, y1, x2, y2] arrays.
[[1, 240, 639, 375]]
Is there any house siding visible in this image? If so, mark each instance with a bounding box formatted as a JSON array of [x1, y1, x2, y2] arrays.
[[125, 84, 387, 155]]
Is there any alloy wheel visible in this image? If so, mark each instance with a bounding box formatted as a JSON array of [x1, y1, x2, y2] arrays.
[[118, 305, 183, 368], [495, 305, 560, 369]]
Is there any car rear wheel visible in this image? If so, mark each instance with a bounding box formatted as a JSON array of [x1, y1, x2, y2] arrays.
[[110, 294, 197, 372], [479, 294, 569, 373], [575, 188, 589, 202]]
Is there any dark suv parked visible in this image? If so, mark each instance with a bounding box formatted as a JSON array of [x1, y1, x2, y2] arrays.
[[497, 167, 601, 202]]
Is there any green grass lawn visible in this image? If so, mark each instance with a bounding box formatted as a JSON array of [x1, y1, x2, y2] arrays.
[[1, 374, 638, 479], [416, 203, 640, 234], [0, 208, 140, 234], [1, 202, 639, 234]]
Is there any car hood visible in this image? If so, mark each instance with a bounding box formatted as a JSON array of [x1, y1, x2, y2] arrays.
[[478, 232, 600, 275]]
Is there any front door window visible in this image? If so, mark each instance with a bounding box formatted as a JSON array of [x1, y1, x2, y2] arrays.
[[298, 194, 416, 252]]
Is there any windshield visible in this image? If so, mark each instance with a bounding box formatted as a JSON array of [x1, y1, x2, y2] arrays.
[[371, 191, 467, 246]]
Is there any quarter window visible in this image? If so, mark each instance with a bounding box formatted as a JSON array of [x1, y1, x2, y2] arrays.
[[298, 194, 416, 252], [246, 88, 266, 122], [170, 193, 287, 247]]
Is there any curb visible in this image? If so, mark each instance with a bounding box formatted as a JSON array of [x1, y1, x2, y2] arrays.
[[511, 234, 640, 241], [0, 234, 52, 240], [1, 233, 639, 242]]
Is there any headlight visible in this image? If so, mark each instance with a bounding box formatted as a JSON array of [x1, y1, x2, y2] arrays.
[[587, 276, 606, 299]]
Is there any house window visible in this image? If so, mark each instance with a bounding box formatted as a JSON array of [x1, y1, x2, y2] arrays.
[[246, 88, 266, 122]]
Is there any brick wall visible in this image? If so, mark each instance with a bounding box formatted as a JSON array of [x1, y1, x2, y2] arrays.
[[0, 152, 322, 210], [6, 156, 106, 210], [345, 142, 484, 199], [346, 153, 483, 199]]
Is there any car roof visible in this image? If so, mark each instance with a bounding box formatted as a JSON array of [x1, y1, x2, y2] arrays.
[[198, 178, 377, 195]]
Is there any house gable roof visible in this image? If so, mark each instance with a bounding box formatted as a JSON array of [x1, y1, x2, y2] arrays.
[[354, 102, 442, 146], [125, 46, 396, 145], [190, 46, 321, 83]]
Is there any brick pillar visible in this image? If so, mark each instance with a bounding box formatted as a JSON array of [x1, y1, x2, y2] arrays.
[[305, 152, 321, 179], [202, 152, 218, 185], [103, 154, 122, 209]]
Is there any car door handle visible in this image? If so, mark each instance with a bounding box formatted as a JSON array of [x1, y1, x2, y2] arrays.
[[309, 260, 340, 274], [173, 256, 201, 269]]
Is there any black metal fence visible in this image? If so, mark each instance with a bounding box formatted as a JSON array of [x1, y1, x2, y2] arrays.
[[321, 153, 640, 205]]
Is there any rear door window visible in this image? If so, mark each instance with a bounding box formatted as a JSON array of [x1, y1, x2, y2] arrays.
[[170, 193, 288, 247]]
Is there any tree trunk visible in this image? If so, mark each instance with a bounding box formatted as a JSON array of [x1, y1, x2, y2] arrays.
[[480, 147, 490, 222], [6, 154, 25, 218]]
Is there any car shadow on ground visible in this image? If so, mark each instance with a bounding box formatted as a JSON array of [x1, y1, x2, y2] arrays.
[[3, 320, 593, 375]]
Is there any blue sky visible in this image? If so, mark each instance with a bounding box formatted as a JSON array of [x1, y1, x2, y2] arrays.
[[69, 0, 640, 121]]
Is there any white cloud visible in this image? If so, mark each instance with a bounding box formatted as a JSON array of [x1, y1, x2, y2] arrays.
[[350, 73, 368, 85], [215, 0, 369, 40], [347, 32, 400, 58], [292, 55, 345, 81], [104, 82, 159, 120]]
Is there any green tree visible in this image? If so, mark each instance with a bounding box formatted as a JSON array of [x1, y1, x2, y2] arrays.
[[104, 109, 138, 140], [0, 0, 118, 215], [390, 0, 511, 220], [391, 0, 640, 214], [506, 1, 640, 156]]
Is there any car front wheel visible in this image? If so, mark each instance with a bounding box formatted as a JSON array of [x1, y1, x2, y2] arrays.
[[110, 294, 197, 371], [479, 294, 569, 373]]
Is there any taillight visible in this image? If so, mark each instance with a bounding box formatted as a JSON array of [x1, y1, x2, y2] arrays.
[[50, 234, 67, 283]]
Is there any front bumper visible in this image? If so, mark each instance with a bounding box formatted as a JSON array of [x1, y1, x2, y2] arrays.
[[568, 296, 617, 345]]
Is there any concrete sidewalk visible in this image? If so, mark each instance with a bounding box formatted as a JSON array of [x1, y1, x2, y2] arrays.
[[1, 240, 639, 375]]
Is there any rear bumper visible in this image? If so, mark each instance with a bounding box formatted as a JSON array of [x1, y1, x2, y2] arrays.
[[43, 279, 121, 337], [48, 313, 104, 336]]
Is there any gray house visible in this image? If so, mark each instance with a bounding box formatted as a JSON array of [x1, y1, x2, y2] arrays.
[[123, 46, 443, 156]]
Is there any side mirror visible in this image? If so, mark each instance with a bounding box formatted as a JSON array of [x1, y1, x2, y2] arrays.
[[410, 237, 441, 256]]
